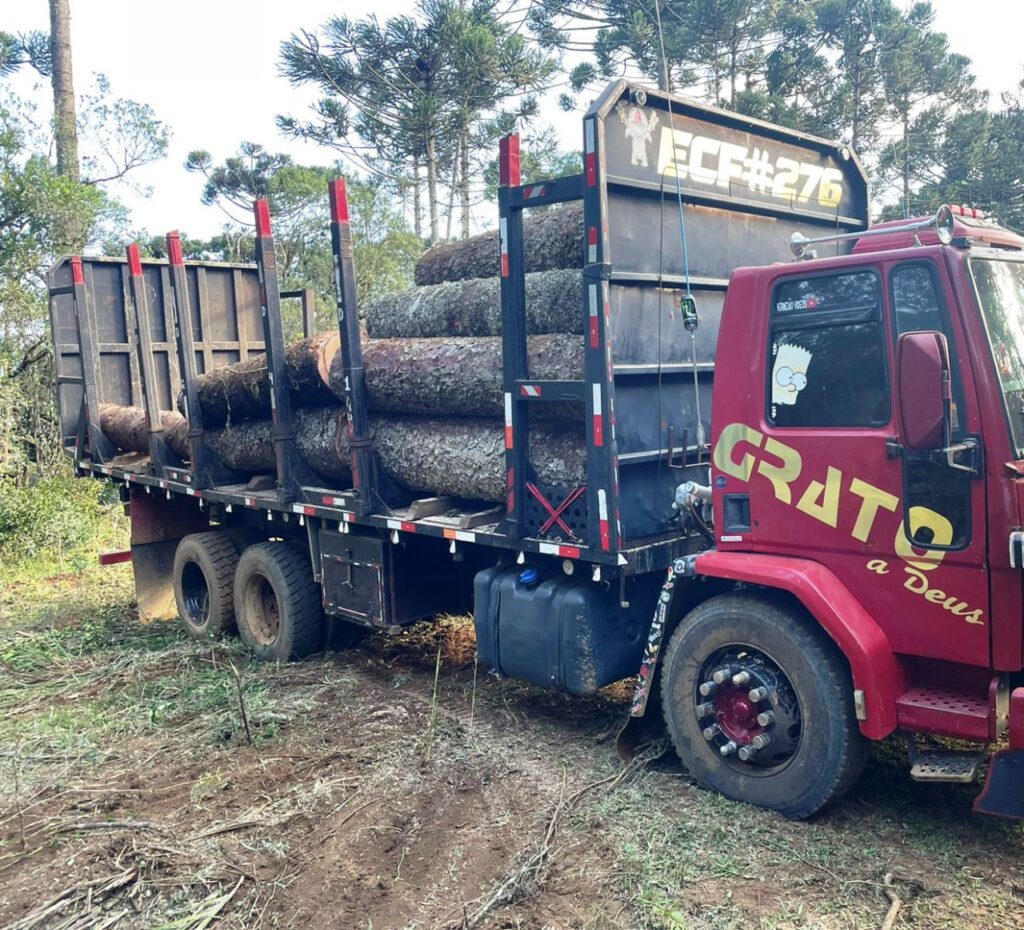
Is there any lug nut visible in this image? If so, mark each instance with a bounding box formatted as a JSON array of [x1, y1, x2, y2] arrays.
[[699, 680, 718, 697], [696, 701, 716, 719], [720, 740, 739, 756], [751, 732, 774, 750], [738, 744, 758, 762], [712, 666, 736, 685], [732, 670, 751, 686], [756, 710, 776, 727], [702, 723, 722, 741], [748, 686, 771, 702]]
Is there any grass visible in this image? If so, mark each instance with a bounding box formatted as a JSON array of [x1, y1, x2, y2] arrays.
[[3, 517, 1024, 928]]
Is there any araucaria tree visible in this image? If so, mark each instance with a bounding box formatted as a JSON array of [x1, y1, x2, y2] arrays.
[[278, 0, 556, 244]]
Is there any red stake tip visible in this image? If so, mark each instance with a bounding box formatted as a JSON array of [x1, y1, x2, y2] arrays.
[[329, 178, 349, 223], [166, 232, 184, 266], [254, 199, 272, 237], [126, 243, 143, 277], [70, 256, 84, 285]]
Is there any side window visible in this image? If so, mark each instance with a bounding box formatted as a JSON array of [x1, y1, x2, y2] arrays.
[[889, 263, 971, 550], [768, 271, 889, 428]]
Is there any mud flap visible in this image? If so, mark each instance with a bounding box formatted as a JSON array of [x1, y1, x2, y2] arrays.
[[974, 749, 1024, 819]]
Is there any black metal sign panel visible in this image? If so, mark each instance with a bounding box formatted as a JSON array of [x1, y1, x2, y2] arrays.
[[600, 86, 867, 225]]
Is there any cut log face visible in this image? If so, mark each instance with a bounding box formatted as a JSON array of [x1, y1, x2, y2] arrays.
[[330, 334, 584, 419], [362, 268, 583, 339], [414, 202, 584, 286], [179, 332, 340, 428]]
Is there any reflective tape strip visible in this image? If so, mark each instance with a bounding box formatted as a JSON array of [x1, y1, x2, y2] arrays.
[[598, 489, 610, 550], [592, 384, 604, 446], [499, 218, 509, 277], [386, 519, 416, 533], [292, 504, 316, 516], [504, 392, 514, 448], [588, 283, 600, 348], [585, 120, 596, 186], [443, 529, 476, 543], [520, 384, 541, 397], [588, 225, 598, 263]]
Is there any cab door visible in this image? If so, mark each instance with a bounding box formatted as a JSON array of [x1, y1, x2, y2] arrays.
[[746, 258, 988, 666]]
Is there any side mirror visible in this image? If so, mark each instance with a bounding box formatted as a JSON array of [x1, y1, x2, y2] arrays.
[[897, 330, 950, 450]]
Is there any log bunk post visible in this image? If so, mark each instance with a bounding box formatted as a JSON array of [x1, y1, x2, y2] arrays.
[[50, 255, 116, 468], [326, 178, 377, 516], [124, 244, 179, 479], [497, 134, 600, 553], [253, 198, 305, 502]]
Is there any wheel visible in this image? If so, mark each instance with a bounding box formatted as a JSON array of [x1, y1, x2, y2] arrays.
[[173, 532, 242, 640], [234, 541, 323, 661], [660, 592, 868, 819]]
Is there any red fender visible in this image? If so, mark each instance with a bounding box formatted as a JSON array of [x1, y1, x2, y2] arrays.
[[695, 550, 903, 740]]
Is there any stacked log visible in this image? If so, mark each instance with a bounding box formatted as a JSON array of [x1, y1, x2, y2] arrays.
[[101, 404, 585, 501], [183, 332, 339, 428], [103, 202, 592, 504], [363, 269, 583, 339], [414, 202, 584, 285]]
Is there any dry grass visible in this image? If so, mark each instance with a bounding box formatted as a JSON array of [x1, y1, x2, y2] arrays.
[[2, 558, 1024, 929]]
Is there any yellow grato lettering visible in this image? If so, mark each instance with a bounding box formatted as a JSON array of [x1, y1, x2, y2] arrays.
[[796, 466, 842, 528], [757, 437, 803, 505], [895, 506, 953, 572], [713, 422, 763, 481], [849, 478, 900, 542]]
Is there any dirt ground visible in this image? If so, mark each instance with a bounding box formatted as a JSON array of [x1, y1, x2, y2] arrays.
[[3, 564, 1024, 930]]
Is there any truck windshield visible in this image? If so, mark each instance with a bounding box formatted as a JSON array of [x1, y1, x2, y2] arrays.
[[971, 258, 1024, 457]]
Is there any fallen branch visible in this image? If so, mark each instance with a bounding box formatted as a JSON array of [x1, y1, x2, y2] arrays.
[[880, 872, 902, 930], [230, 661, 254, 746]]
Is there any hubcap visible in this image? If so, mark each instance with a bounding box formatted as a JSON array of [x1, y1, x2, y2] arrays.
[[695, 645, 801, 773], [243, 572, 281, 646]]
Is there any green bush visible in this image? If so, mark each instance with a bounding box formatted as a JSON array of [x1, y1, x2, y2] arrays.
[[0, 476, 120, 565]]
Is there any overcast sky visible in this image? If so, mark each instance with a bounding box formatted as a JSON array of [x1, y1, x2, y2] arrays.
[[5, 0, 1022, 238]]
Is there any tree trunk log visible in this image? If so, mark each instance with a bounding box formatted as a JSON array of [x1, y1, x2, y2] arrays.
[[414, 202, 583, 285], [333, 334, 583, 419], [100, 404, 584, 502], [363, 268, 582, 339], [179, 332, 339, 427], [99, 404, 190, 460]]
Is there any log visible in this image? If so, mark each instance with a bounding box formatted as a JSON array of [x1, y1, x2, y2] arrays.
[[363, 268, 583, 339], [99, 404, 190, 460], [181, 332, 339, 428], [100, 403, 585, 502], [334, 334, 584, 419], [414, 202, 584, 285]]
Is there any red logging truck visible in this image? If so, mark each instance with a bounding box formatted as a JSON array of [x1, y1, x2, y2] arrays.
[[49, 81, 1024, 819]]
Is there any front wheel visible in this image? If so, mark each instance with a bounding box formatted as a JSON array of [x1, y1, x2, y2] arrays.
[[660, 592, 867, 819]]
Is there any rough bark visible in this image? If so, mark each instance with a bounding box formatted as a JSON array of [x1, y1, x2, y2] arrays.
[[363, 268, 582, 339], [332, 334, 583, 419], [101, 403, 585, 502], [179, 332, 339, 427], [414, 202, 584, 286], [49, 0, 79, 182], [205, 406, 350, 483], [99, 404, 190, 460]]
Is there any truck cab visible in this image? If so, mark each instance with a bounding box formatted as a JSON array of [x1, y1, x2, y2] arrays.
[[668, 206, 1024, 818]]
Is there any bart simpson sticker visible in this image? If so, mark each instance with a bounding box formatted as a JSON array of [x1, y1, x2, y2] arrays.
[[772, 343, 811, 406]]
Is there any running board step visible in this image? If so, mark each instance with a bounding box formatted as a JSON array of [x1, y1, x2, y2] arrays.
[[910, 749, 985, 783]]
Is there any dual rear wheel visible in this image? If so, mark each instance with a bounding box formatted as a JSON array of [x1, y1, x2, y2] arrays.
[[173, 533, 359, 660]]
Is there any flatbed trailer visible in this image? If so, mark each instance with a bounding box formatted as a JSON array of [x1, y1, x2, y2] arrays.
[[56, 81, 1024, 820]]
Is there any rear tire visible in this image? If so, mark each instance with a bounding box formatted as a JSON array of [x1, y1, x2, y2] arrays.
[[173, 532, 241, 640], [234, 541, 323, 661], [660, 592, 868, 819]]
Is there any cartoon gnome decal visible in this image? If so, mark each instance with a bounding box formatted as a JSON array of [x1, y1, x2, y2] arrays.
[[771, 343, 811, 406], [616, 102, 659, 169]]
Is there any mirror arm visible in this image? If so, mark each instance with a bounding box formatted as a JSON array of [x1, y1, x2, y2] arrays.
[[944, 435, 982, 476]]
